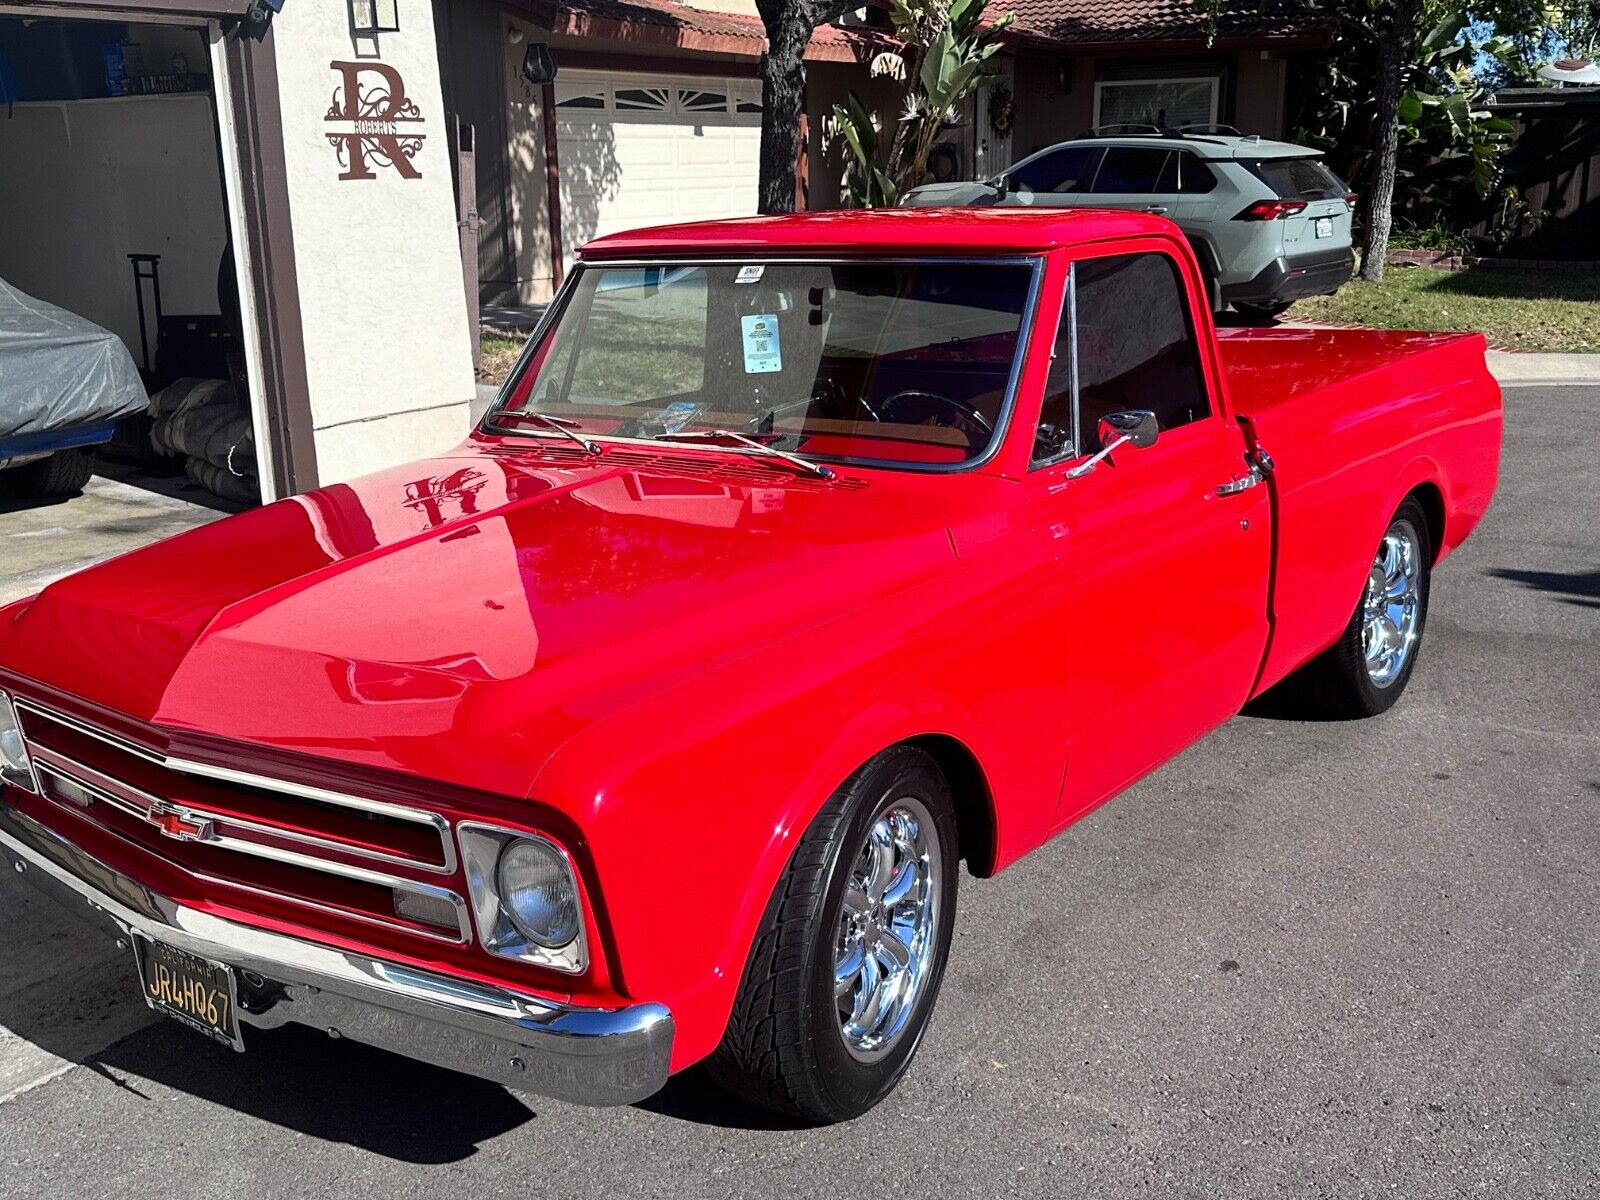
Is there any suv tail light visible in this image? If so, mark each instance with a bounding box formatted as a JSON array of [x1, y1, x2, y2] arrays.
[[1235, 199, 1309, 221], [1343, 192, 1359, 208]]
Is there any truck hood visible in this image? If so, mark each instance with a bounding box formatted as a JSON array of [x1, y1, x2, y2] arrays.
[[0, 439, 971, 798]]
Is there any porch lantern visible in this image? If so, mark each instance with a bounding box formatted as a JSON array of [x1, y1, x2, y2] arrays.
[[349, 0, 400, 38]]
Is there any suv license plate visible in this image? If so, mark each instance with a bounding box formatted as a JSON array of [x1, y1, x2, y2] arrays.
[[133, 934, 244, 1050], [1315, 216, 1334, 238]]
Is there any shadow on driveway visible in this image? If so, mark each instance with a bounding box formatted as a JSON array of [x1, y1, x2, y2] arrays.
[[1489, 565, 1600, 609], [87, 1021, 538, 1164]]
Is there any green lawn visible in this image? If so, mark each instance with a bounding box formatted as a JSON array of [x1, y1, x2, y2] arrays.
[[478, 332, 531, 385], [1288, 267, 1600, 353]]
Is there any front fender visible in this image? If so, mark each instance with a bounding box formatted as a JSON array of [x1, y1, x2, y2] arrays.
[[530, 566, 1063, 1070]]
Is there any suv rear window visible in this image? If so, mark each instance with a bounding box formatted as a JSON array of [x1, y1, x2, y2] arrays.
[[1244, 157, 1347, 201]]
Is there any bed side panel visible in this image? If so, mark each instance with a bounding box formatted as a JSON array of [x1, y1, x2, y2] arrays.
[[1229, 333, 1501, 694]]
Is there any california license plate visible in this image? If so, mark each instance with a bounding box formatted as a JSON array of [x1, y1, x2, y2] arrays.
[[1315, 216, 1334, 238], [133, 935, 243, 1050]]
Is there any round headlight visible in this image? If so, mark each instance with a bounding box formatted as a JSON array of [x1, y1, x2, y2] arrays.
[[496, 838, 579, 949], [0, 693, 37, 793]]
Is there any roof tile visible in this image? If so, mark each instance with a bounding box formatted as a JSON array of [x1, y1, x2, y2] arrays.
[[993, 0, 1334, 47]]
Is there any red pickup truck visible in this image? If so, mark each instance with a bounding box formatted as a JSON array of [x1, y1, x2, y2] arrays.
[[0, 210, 1500, 1123]]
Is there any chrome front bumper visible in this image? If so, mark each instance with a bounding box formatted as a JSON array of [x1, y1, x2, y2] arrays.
[[0, 803, 673, 1106]]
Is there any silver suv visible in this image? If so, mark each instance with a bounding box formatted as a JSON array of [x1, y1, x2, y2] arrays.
[[903, 125, 1355, 317]]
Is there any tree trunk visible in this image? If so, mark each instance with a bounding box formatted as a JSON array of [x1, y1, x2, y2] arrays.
[[1360, 24, 1411, 282], [757, 18, 811, 214]]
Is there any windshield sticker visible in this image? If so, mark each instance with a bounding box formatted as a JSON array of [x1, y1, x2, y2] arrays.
[[657, 401, 703, 434], [741, 314, 782, 374], [735, 264, 765, 284]]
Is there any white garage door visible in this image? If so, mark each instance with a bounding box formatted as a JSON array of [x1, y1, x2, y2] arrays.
[[555, 71, 762, 266]]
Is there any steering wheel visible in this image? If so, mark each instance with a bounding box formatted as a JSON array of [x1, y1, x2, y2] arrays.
[[878, 389, 995, 444], [812, 377, 881, 424]]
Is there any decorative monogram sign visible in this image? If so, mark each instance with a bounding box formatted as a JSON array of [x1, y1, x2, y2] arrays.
[[325, 60, 425, 181]]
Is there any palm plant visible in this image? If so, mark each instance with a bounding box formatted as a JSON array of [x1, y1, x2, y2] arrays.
[[829, 0, 1012, 207]]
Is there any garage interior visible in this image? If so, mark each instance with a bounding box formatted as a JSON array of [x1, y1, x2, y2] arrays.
[[0, 10, 262, 515]]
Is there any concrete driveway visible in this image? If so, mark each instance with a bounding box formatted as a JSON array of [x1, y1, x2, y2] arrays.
[[0, 376, 1595, 1198]]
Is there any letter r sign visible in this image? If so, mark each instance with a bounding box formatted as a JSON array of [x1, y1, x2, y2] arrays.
[[324, 60, 428, 181]]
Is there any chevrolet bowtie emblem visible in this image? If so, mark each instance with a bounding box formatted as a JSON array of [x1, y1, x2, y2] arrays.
[[145, 800, 212, 843]]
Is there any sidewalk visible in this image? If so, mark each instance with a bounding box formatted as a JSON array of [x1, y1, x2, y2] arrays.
[[1486, 349, 1600, 386]]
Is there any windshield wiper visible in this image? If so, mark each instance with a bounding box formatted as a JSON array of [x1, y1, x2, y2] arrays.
[[652, 429, 835, 480], [490, 410, 602, 456]]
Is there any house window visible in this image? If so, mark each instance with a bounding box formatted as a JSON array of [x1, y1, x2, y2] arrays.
[[733, 87, 762, 115], [1094, 77, 1218, 130]]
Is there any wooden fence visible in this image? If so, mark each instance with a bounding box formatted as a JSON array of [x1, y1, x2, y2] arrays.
[[1469, 87, 1600, 259]]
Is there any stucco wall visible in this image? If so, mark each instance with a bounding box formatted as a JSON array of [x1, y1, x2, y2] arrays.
[[1010, 51, 1290, 159], [504, 16, 558, 304], [271, 6, 475, 485], [1012, 54, 1093, 160]]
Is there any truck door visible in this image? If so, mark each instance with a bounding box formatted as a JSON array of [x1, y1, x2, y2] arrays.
[[1025, 247, 1271, 829]]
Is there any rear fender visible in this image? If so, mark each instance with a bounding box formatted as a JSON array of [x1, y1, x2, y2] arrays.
[[1320, 456, 1449, 644]]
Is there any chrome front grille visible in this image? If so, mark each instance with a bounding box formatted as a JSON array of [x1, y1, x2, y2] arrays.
[[14, 698, 470, 945]]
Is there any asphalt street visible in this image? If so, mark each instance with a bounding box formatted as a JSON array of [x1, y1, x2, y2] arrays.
[[1, 382, 1596, 1198]]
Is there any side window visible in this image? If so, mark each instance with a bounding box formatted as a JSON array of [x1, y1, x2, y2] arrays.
[[1035, 307, 1075, 464], [1032, 252, 1209, 466], [1090, 147, 1172, 194], [1009, 146, 1103, 194], [1076, 253, 1209, 432], [1177, 153, 1218, 194]]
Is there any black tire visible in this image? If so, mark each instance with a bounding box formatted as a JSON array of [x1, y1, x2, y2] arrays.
[[1232, 299, 1293, 322], [708, 746, 960, 1123], [1284, 497, 1432, 718], [1, 448, 95, 499]]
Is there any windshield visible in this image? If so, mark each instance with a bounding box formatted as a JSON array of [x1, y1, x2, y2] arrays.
[[488, 259, 1039, 468]]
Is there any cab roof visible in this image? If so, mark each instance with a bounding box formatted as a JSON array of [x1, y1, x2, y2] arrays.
[[578, 207, 1175, 260]]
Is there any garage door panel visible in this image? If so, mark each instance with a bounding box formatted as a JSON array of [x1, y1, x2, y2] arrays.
[[556, 71, 760, 264]]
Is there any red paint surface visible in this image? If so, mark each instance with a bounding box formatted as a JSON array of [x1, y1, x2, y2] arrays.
[[0, 211, 1501, 1074]]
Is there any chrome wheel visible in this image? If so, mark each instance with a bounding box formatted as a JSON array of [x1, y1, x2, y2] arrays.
[[833, 796, 941, 1062], [1362, 519, 1422, 688]]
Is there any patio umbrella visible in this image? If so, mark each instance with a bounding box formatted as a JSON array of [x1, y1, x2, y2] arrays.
[[1536, 58, 1600, 85]]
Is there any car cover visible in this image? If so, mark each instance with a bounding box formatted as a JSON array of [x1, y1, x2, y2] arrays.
[[0, 277, 148, 438]]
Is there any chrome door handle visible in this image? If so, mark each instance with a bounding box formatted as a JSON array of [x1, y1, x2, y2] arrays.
[[1215, 468, 1263, 496], [1143, 205, 1170, 214]]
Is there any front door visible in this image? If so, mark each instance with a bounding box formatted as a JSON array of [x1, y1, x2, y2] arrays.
[[975, 66, 1015, 180], [1026, 247, 1271, 828]]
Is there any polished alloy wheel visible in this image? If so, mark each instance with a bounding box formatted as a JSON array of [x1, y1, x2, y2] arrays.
[[833, 796, 941, 1061], [1362, 520, 1422, 687]]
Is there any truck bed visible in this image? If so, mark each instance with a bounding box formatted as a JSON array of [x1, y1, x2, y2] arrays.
[[1215, 326, 1502, 695]]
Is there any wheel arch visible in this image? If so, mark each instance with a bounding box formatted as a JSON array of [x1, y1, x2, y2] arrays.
[[899, 733, 998, 878], [1407, 479, 1447, 565], [1374, 458, 1448, 566], [1184, 233, 1224, 311]]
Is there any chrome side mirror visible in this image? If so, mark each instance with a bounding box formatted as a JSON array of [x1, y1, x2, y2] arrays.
[[1066, 409, 1159, 479], [1098, 409, 1158, 451]]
